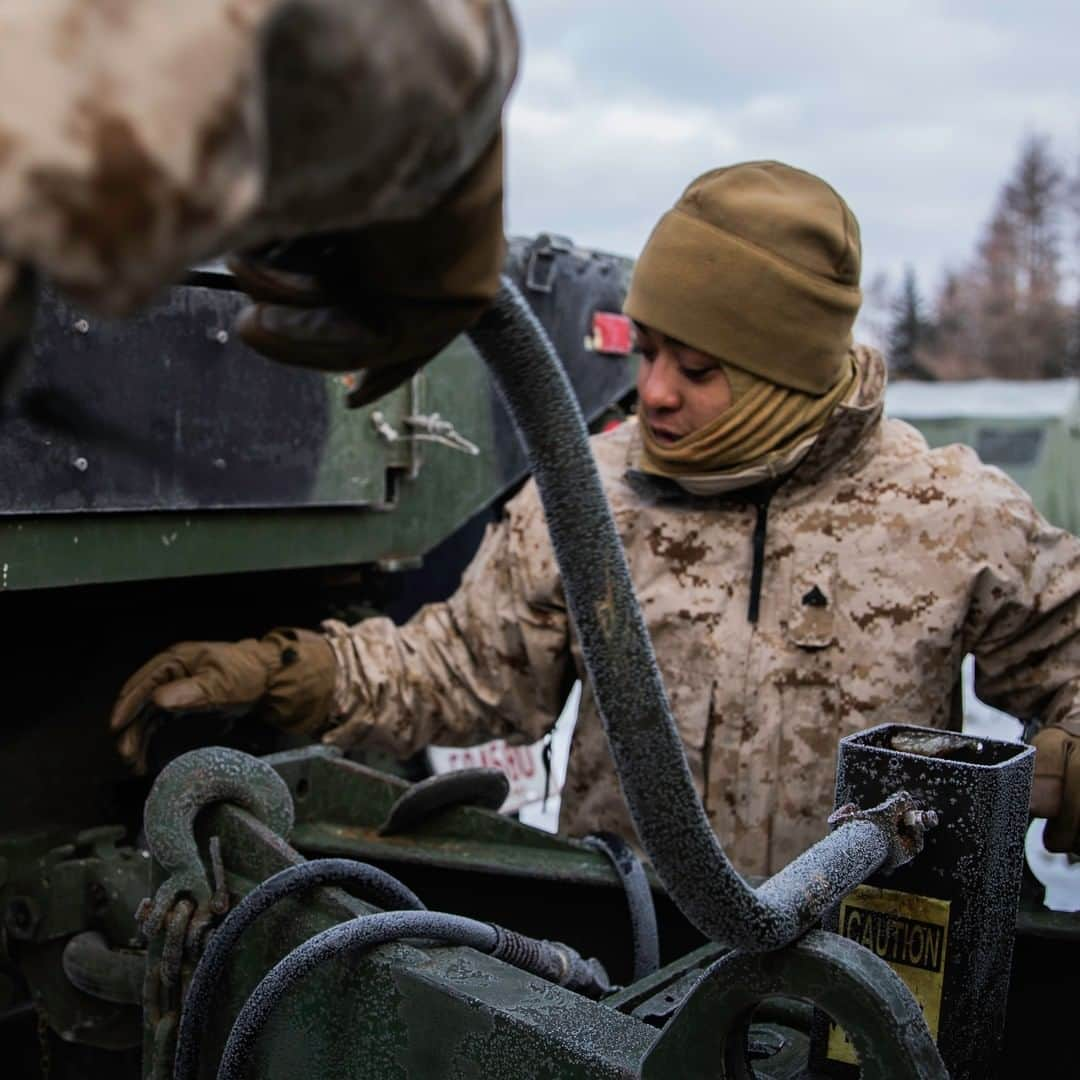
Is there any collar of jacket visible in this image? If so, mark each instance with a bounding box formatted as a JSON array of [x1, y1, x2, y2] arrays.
[[623, 344, 886, 505]]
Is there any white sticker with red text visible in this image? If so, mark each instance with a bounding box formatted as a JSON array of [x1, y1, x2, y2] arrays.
[[425, 681, 582, 824], [426, 739, 547, 814]]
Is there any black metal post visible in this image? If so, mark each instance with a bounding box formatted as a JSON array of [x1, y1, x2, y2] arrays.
[[812, 723, 1034, 1080]]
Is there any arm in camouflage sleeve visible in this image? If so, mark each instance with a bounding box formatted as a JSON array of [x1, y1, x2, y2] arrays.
[[319, 479, 573, 758], [0, 0, 518, 314], [962, 470, 1080, 850]]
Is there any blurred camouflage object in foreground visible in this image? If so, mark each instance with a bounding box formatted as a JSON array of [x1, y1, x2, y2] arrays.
[[0, 0, 518, 315]]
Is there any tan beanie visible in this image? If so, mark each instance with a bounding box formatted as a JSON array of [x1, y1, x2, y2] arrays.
[[624, 161, 862, 394]]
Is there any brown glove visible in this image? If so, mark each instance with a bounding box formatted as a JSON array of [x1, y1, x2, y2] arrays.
[[229, 130, 505, 408], [110, 628, 338, 773], [1031, 721, 1080, 854]]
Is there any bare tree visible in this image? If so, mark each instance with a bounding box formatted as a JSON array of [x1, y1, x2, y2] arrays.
[[1004, 135, 1065, 299], [999, 135, 1068, 376], [976, 205, 1025, 377], [1067, 151, 1080, 374], [923, 134, 1070, 379], [925, 269, 988, 379]]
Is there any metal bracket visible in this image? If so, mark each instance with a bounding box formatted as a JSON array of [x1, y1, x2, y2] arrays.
[[525, 234, 573, 294], [828, 789, 939, 872], [378, 768, 509, 836], [641, 929, 948, 1079], [371, 410, 479, 458]]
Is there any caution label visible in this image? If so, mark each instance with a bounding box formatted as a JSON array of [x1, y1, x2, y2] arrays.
[[827, 885, 951, 1066]]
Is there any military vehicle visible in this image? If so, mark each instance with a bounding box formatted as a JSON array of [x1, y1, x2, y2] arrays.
[[887, 377, 1080, 535], [0, 240, 1076, 1080]]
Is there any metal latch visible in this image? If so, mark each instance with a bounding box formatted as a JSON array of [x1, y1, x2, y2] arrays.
[[371, 410, 479, 456], [525, 233, 574, 294]]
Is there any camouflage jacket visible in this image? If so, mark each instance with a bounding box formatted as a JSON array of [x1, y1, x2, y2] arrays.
[[0, 0, 517, 314], [322, 347, 1080, 877]]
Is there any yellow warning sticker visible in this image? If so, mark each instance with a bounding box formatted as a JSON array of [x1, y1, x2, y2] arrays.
[[827, 885, 951, 1066]]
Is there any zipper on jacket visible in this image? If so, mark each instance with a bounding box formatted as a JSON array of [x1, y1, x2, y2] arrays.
[[746, 488, 775, 624]]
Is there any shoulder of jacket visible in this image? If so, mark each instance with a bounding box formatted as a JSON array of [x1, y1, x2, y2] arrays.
[[590, 419, 634, 469], [861, 418, 1042, 529]]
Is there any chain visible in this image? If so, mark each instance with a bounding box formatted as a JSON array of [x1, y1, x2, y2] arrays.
[[35, 1006, 51, 1080]]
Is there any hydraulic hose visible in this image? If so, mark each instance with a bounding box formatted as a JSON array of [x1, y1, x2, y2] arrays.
[[174, 859, 424, 1080], [216, 910, 610, 1080], [466, 280, 894, 952], [582, 832, 659, 981]]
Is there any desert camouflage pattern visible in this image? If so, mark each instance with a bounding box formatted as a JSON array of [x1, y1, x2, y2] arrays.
[[322, 347, 1080, 877], [0, 0, 517, 313]]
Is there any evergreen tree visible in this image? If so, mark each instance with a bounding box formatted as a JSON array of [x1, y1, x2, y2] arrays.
[[888, 266, 933, 378]]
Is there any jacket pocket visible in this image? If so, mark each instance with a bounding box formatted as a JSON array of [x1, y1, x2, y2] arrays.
[[773, 678, 841, 870], [786, 550, 839, 650]]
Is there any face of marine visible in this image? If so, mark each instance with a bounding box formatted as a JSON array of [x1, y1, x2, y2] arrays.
[[634, 322, 733, 445]]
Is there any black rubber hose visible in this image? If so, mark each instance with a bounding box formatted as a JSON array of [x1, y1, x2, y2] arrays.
[[216, 910, 614, 1080], [583, 832, 660, 981], [466, 280, 892, 952], [216, 912, 499, 1080], [174, 859, 424, 1080]]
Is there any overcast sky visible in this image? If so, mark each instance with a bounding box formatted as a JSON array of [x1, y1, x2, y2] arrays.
[[503, 0, 1080, 327]]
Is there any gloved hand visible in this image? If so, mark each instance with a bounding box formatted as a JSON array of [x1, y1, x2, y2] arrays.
[[229, 131, 505, 408], [110, 628, 338, 774], [1031, 720, 1080, 854]]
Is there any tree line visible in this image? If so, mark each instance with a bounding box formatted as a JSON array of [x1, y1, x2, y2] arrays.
[[881, 135, 1079, 381]]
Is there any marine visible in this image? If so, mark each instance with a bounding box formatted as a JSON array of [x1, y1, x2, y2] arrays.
[[110, 161, 1080, 876]]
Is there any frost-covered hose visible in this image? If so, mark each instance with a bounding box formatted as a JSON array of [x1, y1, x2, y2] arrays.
[[174, 859, 424, 1080], [582, 832, 659, 981], [216, 911, 611, 1080], [467, 280, 891, 952]]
